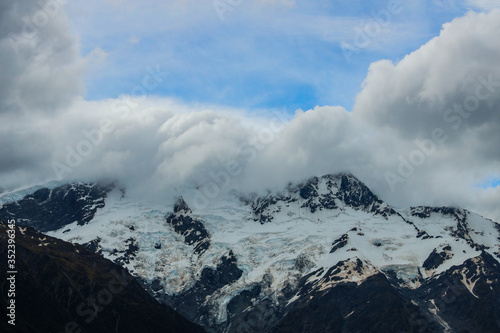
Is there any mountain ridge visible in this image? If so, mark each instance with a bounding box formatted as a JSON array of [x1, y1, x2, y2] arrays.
[[1, 172, 499, 332], [0, 220, 206, 333]]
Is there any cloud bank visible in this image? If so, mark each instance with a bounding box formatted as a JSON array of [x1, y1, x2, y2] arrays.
[[0, 0, 84, 114], [1, 2, 500, 221]]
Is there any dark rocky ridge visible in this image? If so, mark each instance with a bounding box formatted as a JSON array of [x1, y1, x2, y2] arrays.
[[0, 183, 113, 232], [404, 251, 500, 333], [273, 273, 436, 333], [330, 233, 349, 253], [410, 206, 494, 251], [423, 245, 453, 270], [166, 197, 211, 255], [0, 220, 206, 333], [248, 173, 398, 224]]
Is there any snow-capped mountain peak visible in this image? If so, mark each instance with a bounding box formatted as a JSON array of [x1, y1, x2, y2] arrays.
[[1, 172, 499, 332], [244, 173, 396, 224]]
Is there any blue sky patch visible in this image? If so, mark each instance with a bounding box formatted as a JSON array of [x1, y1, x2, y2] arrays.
[[67, 0, 487, 113]]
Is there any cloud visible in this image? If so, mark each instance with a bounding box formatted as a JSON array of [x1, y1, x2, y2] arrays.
[[466, 0, 500, 10], [128, 36, 140, 44], [243, 106, 364, 192], [0, 0, 85, 114], [354, 10, 500, 136], [350, 9, 500, 216], [1, 4, 500, 222]]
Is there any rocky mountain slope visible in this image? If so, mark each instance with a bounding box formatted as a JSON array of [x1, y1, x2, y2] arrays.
[[0, 220, 206, 333], [1, 173, 499, 332]]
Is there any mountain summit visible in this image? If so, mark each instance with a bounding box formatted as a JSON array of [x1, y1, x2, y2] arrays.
[[246, 173, 396, 224], [1, 172, 499, 332]]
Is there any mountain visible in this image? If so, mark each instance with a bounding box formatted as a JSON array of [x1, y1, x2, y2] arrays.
[[0, 183, 114, 232], [1, 173, 499, 332], [0, 220, 206, 333]]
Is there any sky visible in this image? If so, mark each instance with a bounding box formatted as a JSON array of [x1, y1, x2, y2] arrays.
[[66, 0, 470, 111], [1, 0, 500, 221]]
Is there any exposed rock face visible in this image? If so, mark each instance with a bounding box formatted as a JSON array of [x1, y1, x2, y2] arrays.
[[248, 173, 397, 224], [166, 197, 211, 255], [330, 233, 349, 253], [411, 206, 492, 251], [411, 252, 500, 333], [273, 273, 435, 333], [423, 245, 453, 270], [0, 183, 113, 232]]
